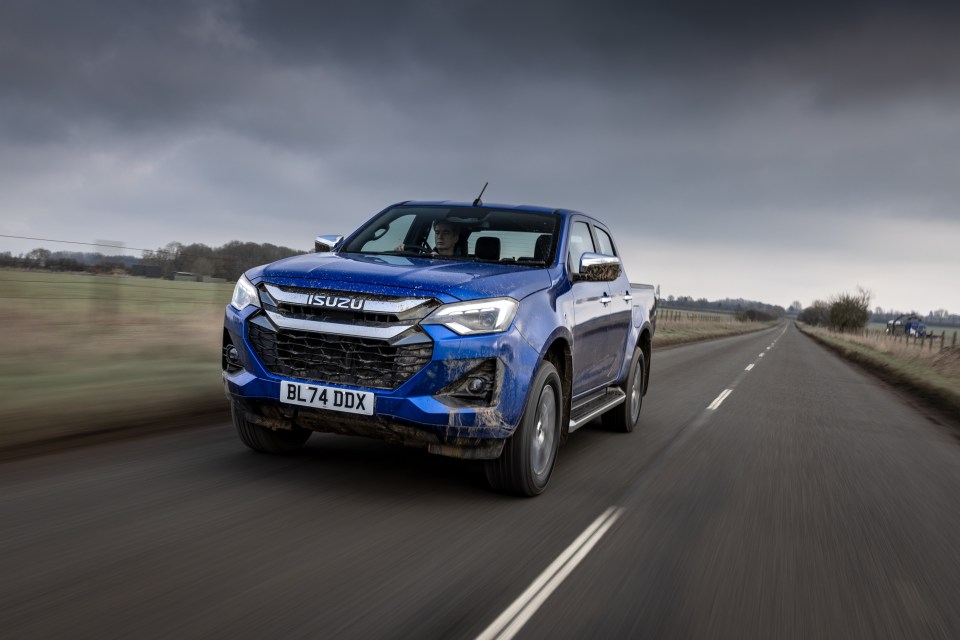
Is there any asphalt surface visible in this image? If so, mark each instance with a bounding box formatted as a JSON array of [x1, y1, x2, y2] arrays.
[[2, 323, 959, 639]]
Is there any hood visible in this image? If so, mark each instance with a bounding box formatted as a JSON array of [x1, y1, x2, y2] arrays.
[[249, 252, 552, 302]]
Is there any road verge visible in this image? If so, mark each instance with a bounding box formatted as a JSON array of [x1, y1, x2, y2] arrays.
[[797, 323, 960, 431]]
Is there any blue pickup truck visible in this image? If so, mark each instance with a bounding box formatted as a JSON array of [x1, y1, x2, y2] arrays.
[[223, 201, 657, 495]]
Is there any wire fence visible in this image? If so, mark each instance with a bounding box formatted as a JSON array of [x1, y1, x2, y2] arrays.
[[657, 307, 743, 323], [855, 328, 959, 352]]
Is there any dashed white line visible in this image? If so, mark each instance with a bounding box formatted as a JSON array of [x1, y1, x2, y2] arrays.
[[475, 507, 625, 640], [707, 388, 733, 410], [759, 353, 765, 358], [745, 364, 755, 371]]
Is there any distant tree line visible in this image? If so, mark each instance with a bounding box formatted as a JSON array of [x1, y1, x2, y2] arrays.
[[735, 309, 780, 322], [661, 294, 786, 318], [869, 307, 959, 328], [796, 291, 957, 329], [0, 241, 304, 280]]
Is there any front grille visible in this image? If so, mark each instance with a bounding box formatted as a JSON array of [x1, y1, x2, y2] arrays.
[[249, 323, 433, 390], [276, 303, 399, 324]]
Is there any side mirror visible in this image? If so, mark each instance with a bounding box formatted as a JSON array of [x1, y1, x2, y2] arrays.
[[314, 235, 344, 253], [577, 253, 621, 282]]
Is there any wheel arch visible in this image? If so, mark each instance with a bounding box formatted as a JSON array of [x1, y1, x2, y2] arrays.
[[638, 326, 652, 396], [542, 337, 572, 441]]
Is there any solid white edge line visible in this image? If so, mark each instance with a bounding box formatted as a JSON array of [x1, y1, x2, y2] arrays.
[[745, 364, 755, 371], [475, 507, 624, 640], [707, 388, 733, 410]]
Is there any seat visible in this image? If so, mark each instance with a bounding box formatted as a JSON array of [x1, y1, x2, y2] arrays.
[[534, 234, 552, 263], [475, 236, 501, 261]]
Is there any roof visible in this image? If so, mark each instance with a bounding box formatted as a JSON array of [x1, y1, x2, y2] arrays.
[[398, 200, 585, 217]]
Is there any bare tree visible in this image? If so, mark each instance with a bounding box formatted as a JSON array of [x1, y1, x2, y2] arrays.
[[828, 287, 872, 332]]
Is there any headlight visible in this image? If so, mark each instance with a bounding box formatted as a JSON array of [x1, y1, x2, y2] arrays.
[[230, 274, 260, 310], [422, 297, 518, 335]]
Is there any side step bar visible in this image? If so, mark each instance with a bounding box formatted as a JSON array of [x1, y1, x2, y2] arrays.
[[568, 388, 626, 432]]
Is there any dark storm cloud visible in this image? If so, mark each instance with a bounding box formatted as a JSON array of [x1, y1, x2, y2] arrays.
[[4, 0, 960, 137], [234, 0, 960, 103], [1, 0, 958, 310], [0, 0, 258, 137]]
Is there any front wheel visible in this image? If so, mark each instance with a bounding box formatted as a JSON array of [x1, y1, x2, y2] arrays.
[[602, 346, 645, 433], [232, 402, 312, 454], [485, 361, 562, 496]]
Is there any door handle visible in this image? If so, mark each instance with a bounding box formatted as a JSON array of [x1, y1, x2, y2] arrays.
[[600, 296, 612, 305], [623, 294, 633, 302]]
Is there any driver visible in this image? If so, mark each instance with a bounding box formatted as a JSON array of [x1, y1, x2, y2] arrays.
[[432, 220, 460, 256]]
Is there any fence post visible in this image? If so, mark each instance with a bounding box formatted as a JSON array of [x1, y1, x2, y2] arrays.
[[953, 331, 957, 348], [940, 333, 945, 351]]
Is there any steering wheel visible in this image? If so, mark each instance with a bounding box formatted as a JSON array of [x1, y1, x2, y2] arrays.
[[399, 243, 430, 255]]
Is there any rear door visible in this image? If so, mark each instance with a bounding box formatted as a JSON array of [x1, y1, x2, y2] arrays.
[[590, 224, 633, 383]]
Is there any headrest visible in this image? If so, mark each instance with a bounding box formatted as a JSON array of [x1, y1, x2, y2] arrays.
[[475, 236, 501, 261], [534, 234, 552, 262]]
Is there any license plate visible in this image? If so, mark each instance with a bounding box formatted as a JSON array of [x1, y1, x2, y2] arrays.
[[280, 381, 374, 416]]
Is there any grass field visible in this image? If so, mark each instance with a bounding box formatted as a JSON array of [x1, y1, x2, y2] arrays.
[[654, 307, 777, 347], [0, 270, 781, 453], [0, 270, 232, 451]]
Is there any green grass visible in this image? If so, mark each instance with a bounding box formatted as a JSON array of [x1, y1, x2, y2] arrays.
[[0, 270, 232, 451], [654, 307, 777, 347], [654, 320, 779, 347]]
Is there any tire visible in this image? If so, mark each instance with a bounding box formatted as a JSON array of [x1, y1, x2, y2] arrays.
[[232, 402, 312, 454], [602, 346, 645, 433], [485, 361, 562, 496]]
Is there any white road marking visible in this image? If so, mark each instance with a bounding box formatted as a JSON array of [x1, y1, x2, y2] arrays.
[[759, 353, 765, 358], [766, 346, 771, 350], [475, 507, 624, 640], [707, 389, 733, 410], [745, 364, 755, 371]]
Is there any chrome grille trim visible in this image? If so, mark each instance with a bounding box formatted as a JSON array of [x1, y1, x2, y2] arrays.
[[264, 310, 414, 339], [262, 283, 433, 314]]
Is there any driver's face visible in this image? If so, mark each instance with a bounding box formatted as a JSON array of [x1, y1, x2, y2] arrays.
[[434, 224, 459, 255]]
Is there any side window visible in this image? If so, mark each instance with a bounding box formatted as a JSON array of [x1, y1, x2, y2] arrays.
[[593, 227, 616, 257], [568, 221, 595, 275]]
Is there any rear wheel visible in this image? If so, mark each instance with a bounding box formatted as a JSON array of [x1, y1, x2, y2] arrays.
[[485, 361, 562, 496], [232, 402, 312, 453], [602, 346, 645, 433]]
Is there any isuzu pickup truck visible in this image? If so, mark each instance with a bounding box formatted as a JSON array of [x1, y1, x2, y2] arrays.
[[223, 200, 656, 495]]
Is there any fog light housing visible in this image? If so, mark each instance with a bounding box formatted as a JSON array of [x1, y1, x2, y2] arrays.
[[436, 359, 499, 407], [222, 329, 244, 373]]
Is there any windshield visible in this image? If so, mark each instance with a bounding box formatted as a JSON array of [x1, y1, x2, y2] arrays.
[[340, 206, 560, 265]]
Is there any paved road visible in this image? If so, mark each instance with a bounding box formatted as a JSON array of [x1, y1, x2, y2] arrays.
[[2, 323, 959, 639]]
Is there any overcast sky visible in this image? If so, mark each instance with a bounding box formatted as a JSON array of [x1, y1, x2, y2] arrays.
[[2, 0, 958, 313]]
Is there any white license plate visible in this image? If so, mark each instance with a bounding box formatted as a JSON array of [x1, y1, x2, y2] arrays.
[[280, 381, 374, 416]]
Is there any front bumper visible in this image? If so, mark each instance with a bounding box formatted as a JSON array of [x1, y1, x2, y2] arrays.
[[223, 305, 539, 457]]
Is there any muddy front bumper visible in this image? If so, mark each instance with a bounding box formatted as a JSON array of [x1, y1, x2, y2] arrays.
[[223, 305, 540, 459]]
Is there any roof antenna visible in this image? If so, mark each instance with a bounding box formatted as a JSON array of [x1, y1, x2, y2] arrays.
[[472, 182, 488, 206]]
